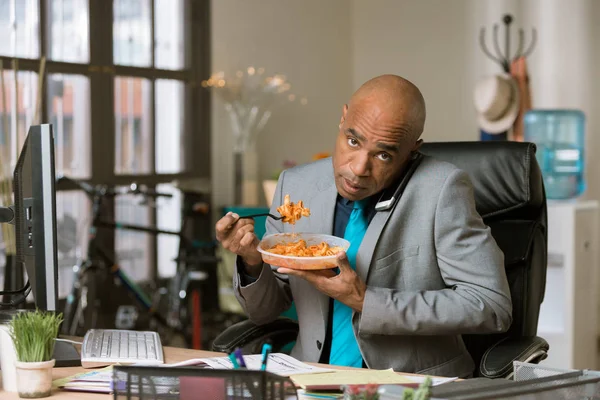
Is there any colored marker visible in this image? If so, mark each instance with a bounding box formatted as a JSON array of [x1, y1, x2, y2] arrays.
[[260, 343, 272, 371], [228, 352, 240, 369], [234, 348, 247, 368]]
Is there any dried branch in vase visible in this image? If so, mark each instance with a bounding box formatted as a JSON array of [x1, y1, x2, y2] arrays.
[[202, 66, 307, 152]]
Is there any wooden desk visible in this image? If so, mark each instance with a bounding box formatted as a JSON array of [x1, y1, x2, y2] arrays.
[[0, 346, 430, 399], [0, 346, 225, 399]]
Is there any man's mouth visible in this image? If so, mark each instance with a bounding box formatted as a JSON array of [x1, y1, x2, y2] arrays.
[[343, 177, 363, 193]]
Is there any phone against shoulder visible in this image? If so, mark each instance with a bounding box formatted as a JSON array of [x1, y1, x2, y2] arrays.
[[375, 152, 423, 212]]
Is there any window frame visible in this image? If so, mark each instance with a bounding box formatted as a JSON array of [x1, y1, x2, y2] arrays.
[[0, 0, 211, 282]]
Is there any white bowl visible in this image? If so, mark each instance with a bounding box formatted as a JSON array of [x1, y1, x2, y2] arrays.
[[257, 232, 350, 270]]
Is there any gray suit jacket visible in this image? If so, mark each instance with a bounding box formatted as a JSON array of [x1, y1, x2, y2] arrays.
[[233, 155, 512, 377]]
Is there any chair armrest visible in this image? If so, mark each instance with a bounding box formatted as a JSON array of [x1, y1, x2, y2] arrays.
[[479, 336, 549, 379], [211, 317, 299, 354]]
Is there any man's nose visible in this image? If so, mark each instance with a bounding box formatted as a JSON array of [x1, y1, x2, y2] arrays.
[[350, 152, 371, 177]]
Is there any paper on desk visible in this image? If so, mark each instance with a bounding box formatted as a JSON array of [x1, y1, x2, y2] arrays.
[[403, 375, 458, 386], [290, 368, 414, 389], [167, 352, 334, 376], [52, 366, 113, 393], [297, 389, 343, 400]]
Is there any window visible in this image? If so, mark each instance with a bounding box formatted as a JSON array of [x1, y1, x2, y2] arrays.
[[0, 0, 207, 295], [0, 0, 39, 59], [155, 79, 184, 174], [154, 0, 186, 70], [115, 190, 152, 282], [114, 77, 152, 175], [113, 0, 152, 67], [48, 74, 91, 178], [0, 70, 39, 290], [47, 73, 91, 296], [47, 0, 90, 63], [156, 183, 181, 277]]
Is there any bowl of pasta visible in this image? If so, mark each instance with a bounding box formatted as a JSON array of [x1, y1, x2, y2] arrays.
[[257, 232, 350, 270]]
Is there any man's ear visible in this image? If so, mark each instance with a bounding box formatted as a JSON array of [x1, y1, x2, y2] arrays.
[[412, 139, 424, 153], [338, 104, 348, 129]]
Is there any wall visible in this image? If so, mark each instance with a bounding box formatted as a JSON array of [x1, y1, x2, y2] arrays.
[[351, 0, 524, 143], [211, 0, 600, 207], [350, 0, 600, 367], [210, 0, 352, 209], [351, 0, 599, 199]]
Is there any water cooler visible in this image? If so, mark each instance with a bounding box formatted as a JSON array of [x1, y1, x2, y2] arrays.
[[524, 109, 585, 200]]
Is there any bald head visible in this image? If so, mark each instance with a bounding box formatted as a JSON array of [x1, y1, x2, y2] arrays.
[[349, 74, 426, 141], [332, 74, 426, 201]]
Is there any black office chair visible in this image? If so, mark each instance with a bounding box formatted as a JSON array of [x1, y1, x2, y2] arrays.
[[212, 141, 549, 379]]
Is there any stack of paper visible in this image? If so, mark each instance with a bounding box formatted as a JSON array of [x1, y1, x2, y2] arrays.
[[53, 366, 114, 394], [167, 352, 335, 376], [52, 352, 457, 396], [291, 369, 458, 399], [52, 353, 334, 394], [297, 390, 344, 400], [291, 369, 415, 390]]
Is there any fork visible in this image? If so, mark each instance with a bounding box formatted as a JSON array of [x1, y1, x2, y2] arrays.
[[238, 212, 284, 220]]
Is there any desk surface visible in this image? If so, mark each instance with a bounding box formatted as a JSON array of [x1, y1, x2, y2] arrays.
[[1, 346, 225, 399], [1, 346, 425, 399]]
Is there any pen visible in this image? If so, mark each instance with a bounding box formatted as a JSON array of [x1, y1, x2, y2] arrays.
[[228, 351, 240, 369], [260, 343, 272, 371], [233, 348, 247, 368]]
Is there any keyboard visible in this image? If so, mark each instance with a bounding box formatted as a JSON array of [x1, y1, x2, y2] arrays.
[[81, 329, 164, 368]]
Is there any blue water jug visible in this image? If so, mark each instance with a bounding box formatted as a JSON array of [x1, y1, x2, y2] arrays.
[[524, 109, 585, 199]]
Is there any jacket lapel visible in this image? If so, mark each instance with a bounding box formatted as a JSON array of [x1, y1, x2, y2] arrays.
[[308, 180, 337, 235], [355, 209, 393, 282], [355, 155, 424, 282], [305, 173, 338, 327]]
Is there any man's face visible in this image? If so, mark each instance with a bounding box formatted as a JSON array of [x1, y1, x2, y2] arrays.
[[332, 101, 420, 201]]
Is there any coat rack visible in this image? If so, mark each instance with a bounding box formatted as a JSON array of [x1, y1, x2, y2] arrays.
[[479, 14, 536, 73]]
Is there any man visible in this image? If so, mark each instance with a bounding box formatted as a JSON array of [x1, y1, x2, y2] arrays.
[[215, 74, 512, 378]]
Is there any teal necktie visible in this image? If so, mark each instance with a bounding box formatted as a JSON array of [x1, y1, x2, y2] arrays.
[[329, 199, 369, 367]]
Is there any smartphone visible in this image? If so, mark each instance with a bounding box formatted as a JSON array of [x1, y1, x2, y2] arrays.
[[375, 152, 423, 212]]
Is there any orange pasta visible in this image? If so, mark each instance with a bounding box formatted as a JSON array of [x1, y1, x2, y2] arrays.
[[277, 194, 310, 224], [265, 239, 344, 257]]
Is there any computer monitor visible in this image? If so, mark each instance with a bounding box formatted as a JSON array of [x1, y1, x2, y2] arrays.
[[0, 124, 80, 367], [12, 124, 59, 311]]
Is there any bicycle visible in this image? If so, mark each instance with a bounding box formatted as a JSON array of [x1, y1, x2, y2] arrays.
[[58, 176, 219, 348]]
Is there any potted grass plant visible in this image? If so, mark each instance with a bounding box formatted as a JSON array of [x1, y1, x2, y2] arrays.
[[8, 310, 63, 398]]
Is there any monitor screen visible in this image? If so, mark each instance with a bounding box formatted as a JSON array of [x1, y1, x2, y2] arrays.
[[13, 124, 59, 311]]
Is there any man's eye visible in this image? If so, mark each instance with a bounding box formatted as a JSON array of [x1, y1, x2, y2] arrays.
[[377, 153, 391, 161], [347, 138, 359, 147]]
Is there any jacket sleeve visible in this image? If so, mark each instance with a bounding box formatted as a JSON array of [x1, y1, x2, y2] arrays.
[[358, 169, 513, 335], [232, 170, 293, 325]]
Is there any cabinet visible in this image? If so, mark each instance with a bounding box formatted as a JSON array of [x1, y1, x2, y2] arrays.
[[537, 200, 599, 370]]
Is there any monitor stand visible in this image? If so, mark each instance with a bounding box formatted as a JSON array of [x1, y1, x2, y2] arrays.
[[53, 340, 81, 367]]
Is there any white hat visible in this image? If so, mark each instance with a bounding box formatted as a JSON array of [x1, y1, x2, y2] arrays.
[[473, 74, 520, 134]]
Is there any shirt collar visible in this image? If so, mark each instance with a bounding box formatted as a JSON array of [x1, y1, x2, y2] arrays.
[[338, 192, 380, 209]]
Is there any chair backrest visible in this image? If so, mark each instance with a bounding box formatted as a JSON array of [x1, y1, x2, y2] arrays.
[[420, 141, 548, 373]]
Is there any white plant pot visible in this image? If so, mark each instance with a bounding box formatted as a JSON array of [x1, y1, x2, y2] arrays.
[[15, 359, 55, 398]]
